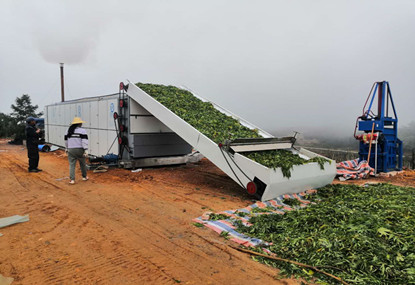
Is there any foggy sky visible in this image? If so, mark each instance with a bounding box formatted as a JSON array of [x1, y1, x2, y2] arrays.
[[1, 0, 414, 137]]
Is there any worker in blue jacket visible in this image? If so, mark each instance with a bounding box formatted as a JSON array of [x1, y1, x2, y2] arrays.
[[25, 117, 42, 173], [64, 117, 89, 184]]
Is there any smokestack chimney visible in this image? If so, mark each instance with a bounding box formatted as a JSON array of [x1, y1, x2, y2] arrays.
[[60, 63, 65, 102]]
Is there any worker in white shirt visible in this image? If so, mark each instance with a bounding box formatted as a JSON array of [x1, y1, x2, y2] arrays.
[[64, 117, 89, 184]]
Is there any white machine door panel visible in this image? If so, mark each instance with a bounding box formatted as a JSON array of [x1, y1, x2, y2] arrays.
[[68, 104, 76, 125], [59, 126, 66, 146], [108, 99, 117, 131], [89, 129, 98, 155], [52, 105, 59, 126], [130, 116, 172, 133], [98, 130, 109, 155], [90, 101, 99, 129], [53, 125, 65, 147], [56, 105, 62, 125], [83, 102, 91, 128], [108, 130, 118, 154], [76, 103, 83, 120], [130, 99, 151, 115], [58, 105, 63, 125], [49, 125, 55, 145], [98, 100, 108, 130]]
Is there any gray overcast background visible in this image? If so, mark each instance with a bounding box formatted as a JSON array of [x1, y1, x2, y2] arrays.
[[1, 0, 414, 137]]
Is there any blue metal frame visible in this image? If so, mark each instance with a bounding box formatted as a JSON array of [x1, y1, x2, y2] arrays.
[[357, 81, 403, 172]]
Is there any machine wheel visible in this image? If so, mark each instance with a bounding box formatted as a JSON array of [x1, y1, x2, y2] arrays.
[[246, 181, 257, 195]]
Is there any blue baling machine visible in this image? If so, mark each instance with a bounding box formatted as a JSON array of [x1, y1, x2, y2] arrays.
[[354, 81, 403, 173]]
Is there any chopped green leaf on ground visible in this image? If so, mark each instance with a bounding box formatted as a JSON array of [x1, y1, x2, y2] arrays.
[[251, 206, 275, 213], [281, 198, 302, 207], [208, 213, 230, 221], [220, 231, 230, 239], [236, 184, 415, 284]]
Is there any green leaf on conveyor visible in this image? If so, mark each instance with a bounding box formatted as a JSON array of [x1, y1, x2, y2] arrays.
[[136, 83, 329, 178]]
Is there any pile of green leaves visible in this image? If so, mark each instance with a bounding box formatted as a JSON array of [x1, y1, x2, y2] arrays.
[[237, 184, 415, 284], [136, 83, 328, 178]]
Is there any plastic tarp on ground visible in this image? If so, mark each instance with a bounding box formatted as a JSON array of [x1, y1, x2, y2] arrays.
[[336, 159, 374, 181], [193, 190, 316, 247]]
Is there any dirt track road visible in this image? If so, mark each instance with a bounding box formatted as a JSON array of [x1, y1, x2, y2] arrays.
[[0, 140, 297, 285]]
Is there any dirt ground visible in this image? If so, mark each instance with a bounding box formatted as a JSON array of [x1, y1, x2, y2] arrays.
[[1, 140, 414, 285], [0, 140, 298, 285]]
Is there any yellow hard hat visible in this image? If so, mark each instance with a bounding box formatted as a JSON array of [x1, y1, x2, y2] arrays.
[[71, 117, 86, 125]]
